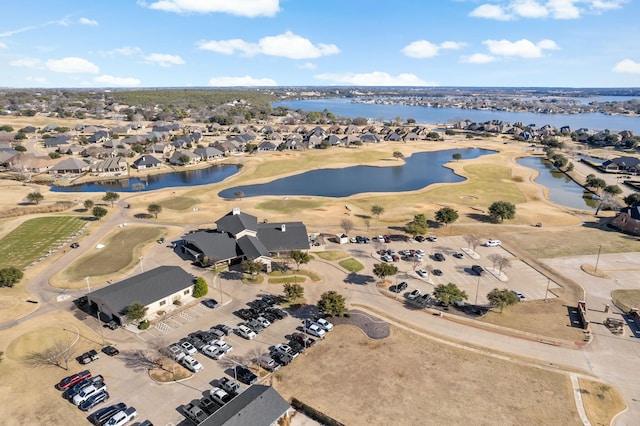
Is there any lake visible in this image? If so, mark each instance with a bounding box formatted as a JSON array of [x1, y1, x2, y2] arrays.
[[273, 98, 640, 133], [517, 157, 597, 210], [51, 164, 239, 193], [219, 148, 494, 199]]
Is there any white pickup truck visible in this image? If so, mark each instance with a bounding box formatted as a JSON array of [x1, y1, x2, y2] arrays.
[[105, 406, 137, 426], [72, 383, 107, 406]]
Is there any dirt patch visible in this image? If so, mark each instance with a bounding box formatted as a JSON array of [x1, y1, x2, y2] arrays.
[[272, 325, 581, 426], [580, 264, 611, 279], [149, 358, 192, 382]]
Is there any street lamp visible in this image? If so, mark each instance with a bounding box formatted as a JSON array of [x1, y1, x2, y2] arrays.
[[85, 276, 91, 293], [594, 245, 602, 273], [474, 275, 481, 305], [138, 256, 144, 273]]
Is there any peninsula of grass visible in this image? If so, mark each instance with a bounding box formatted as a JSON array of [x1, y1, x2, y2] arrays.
[[612, 289, 640, 313], [242, 274, 264, 285], [268, 276, 306, 284], [0, 216, 85, 269], [314, 251, 349, 261], [158, 196, 199, 211], [339, 258, 364, 273], [268, 269, 322, 282], [64, 226, 162, 283], [578, 378, 626, 426], [257, 199, 323, 213]]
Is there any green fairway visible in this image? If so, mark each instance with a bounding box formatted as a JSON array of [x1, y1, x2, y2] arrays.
[[0, 216, 85, 269]]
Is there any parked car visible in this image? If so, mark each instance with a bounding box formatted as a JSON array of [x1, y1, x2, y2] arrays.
[[513, 290, 526, 301], [79, 390, 110, 411], [390, 281, 408, 293], [187, 336, 207, 351], [271, 351, 293, 366], [105, 320, 119, 330], [246, 319, 265, 334], [471, 265, 485, 275], [426, 235, 438, 242], [381, 254, 393, 262], [157, 237, 165, 244], [209, 387, 233, 405], [168, 345, 185, 361], [287, 339, 306, 354], [70, 242, 80, 249], [56, 370, 92, 391], [291, 332, 316, 348], [376, 235, 385, 243], [257, 355, 281, 372], [73, 383, 107, 406], [104, 406, 137, 426], [181, 355, 204, 373], [201, 298, 219, 309], [484, 239, 502, 247], [416, 268, 428, 278], [234, 366, 258, 385], [236, 324, 257, 340], [202, 345, 226, 360], [209, 328, 226, 339], [88, 402, 126, 426], [433, 253, 445, 261], [452, 252, 464, 259], [415, 249, 425, 256], [407, 289, 421, 300], [211, 324, 233, 336], [261, 294, 281, 306], [414, 235, 425, 242], [315, 317, 334, 332], [219, 377, 243, 395], [179, 341, 197, 355], [273, 343, 299, 359], [101, 346, 119, 356], [255, 316, 271, 328], [237, 308, 258, 321], [78, 349, 100, 365], [209, 340, 233, 354], [62, 375, 104, 400], [304, 322, 326, 339], [433, 269, 443, 276]]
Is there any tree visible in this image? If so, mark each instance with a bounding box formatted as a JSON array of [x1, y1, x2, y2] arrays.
[[92, 206, 107, 220], [623, 193, 640, 206], [241, 259, 263, 281], [14, 144, 27, 152], [487, 288, 519, 313], [452, 153, 462, 161], [435, 207, 459, 230], [283, 283, 304, 301], [373, 263, 398, 282], [103, 191, 120, 207], [147, 203, 162, 218], [405, 213, 429, 237], [463, 234, 480, 252], [371, 205, 384, 221], [179, 154, 191, 165], [290, 250, 311, 271], [496, 256, 511, 274], [603, 185, 622, 196], [125, 302, 148, 323], [27, 192, 43, 205], [25, 337, 74, 370], [0, 267, 24, 288], [234, 191, 244, 200], [317, 291, 348, 316], [433, 282, 467, 306], [340, 218, 354, 235], [488, 201, 516, 223], [393, 151, 404, 160], [193, 277, 208, 298], [84, 199, 94, 211], [363, 218, 371, 232]]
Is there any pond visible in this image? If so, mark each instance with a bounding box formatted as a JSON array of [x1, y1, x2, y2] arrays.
[[517, 157, 597, 210], [219, 148, 494, 199], [50, 164, 239, 193]]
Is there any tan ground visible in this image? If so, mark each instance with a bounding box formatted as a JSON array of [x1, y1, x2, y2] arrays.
[[272, 325, 583, 426], [0, 310, 105, 426], [578, 378, 627, 426]]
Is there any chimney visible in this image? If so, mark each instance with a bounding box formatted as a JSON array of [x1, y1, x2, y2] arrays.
[[281, 224, 286, 232], [232, 207, 240, 216]]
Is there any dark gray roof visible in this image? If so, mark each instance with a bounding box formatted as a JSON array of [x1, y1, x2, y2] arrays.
[[183, 231, 239, 261], [133, 155, 161, 167], [87, 266, 194, 315], [621, 201, 640, 220], [237, 235, 270, 259], [216, 210, 258, 235], [257, 222, 309, 252], [201, 385, 290, 426]]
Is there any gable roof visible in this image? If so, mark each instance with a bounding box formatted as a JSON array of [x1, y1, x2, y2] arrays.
[[183, 230, 240, 261], [619, 201, 640, 220], [201, 385, 290, 426], [87, 266, 194, 315], [216, 209, 258, 235], [50, 157, 91, 172], [257, 222, 310, 252], [237, 235, 270, 259], [133, 155, 161, 167]]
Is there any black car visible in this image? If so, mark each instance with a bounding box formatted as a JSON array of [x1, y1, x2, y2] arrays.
[[201, 298, 219, 309], [249, 299, 269, 312], [105, 320, 119, 330], [261, 294, 281, 306], [390, 281, 408, 293], [271, 352, 293, 366], [212, 324, 233, 336], [236, 308, 258, 321], [471, 265, 484, 275], [414, 235, 425, 242], [433, 269, 443, 276], [287, 339, 305, 354], [234, 366, 258, 385], [70, 242, 80, 249], [101, 346, 119, 356], [452, 252, 464, 259], [433, 253, 445, 261], [88, 402, 126, 426], [266, 307, 288, 319], [262, 311, 278, 323], [79, 390, 110, 411]]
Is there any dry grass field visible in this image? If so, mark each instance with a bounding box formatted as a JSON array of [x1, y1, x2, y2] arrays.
[[578, 378, 627, 426], [272, 325, 584, 426]]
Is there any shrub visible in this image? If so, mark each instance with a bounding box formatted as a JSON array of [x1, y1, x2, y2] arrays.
[[173, 299, 182, 306], [138, 320, 150, 330]]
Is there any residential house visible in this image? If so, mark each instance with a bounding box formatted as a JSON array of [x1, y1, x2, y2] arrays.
[[169, 150, 200, 165], [600, 156, 640, 174], [326, 135, 342, 146], [146, 142, 174, 157], [212, 140, 242, 155], [257, 141, 278, 151], [63, 145, 85, 156], [44, 135, 72, 148], [89, 157, 127, 173], [326, 124, 341, 134], [193, 146, 223, 161], [611, 201, 640, 236], [344, 124, 360, 134], [88, 130, 111, 144], [49, 157, 91, 174], [361, 133, 381, 143], [133, 155, 162, 169], [403, 132, 420, 141], [384, 132, 402, 142]]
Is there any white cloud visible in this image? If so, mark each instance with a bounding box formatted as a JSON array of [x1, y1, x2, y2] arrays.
[[299, 62, 317, 70], [144, 0, 280, 17], [208, 76, 277, 86], [313, 71, 434, 86], [144, 53, 185, 66], [99, 46, 143, 57], [79, 17, 99, 26], [0, 41, 7, 48], [94, 75, 142, 87], [483, 39, 559, 58], [25, 76, 47, 84], [198, 31, 339, 59], [512, 0, 549, 18], [9, 57, 41, 68], [462, 53, 496, 64], [46, 57, 99, 74], [469, 4, 512, 20], [546, 0, 581, 19], [613, 59, 640, 74], [402, 40, 465, 58]]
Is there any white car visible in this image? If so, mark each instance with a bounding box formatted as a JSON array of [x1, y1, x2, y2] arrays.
[[407, 288, 421, 300], [305, 323, 326, 339], [210, 339, 233, 353], [201, 345, 225, 360], [236, 324, 257, 340], [376, 235, 385, 243], [105, 407, 137, 426], [349, 236, 357, 243], [513, 290, 526, 301], [168, 345, 185, 361], [72, 384, 107, 406], [273, 343, 299, 359], [181, 355, 203, 372], [400, 249, 411, 256], [485, 239, 502, 247], [315, 318, 334, 332], [256, 316, 271, 328], [416, 268, 428, 278], [381, 254, 393, 262], [179, 341, 197, 355], [209, 387, 233, 405], [415, 249, 425, 256]]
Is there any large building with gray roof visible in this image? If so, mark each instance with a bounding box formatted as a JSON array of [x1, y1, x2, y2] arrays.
[[200, 385, 291, 426]]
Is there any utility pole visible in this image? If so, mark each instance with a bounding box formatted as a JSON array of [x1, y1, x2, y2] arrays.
[[594, 245, 602, 273], [139, 256, 144, 273], [544, 278, 550, 301], [475, 275, 481, 305], [85, 276, 91, 293]]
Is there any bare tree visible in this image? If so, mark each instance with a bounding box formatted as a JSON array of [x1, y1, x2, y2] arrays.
[[487, 254, 502, 269], [120, 349, 165, 372], [463, 234, 475, 249], [340, 218, 354, 235], [25, 337, 74, 370], [469, 235, 480, 252], [411, 256, 422, 272], [496, 256, 511, 274], [363, 218, 371, 232]]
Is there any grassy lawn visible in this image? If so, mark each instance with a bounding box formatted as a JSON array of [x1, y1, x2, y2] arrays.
[[158, 196, 199, 211], [0, 216, 85, 269], [612, 289, 640, 313], [65, 226, 162, 282], [273, 325, 582, 425], [480, 299, 585, 341], [338, 258, 364, 273], [242, 274, 264, 284], [268, 269, 322, 282], [268, 276, 306, 284], [578, 378, 626, 426], [256, 199, 323, 213], [314, 251, 349, 261]]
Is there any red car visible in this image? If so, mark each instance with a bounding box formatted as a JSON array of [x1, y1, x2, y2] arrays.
[[55, 370, 92, 390]]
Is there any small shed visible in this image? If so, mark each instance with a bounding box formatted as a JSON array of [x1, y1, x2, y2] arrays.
[[337, 233, 349, 245]]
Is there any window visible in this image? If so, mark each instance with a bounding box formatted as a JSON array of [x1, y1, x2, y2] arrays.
[[159, 300, 166, 306], [183, 289, 190, 295]]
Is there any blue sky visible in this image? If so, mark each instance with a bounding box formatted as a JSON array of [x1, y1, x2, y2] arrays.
[[0, 0, 638, 88]]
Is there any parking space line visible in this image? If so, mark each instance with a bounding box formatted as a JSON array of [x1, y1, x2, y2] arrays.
[[179, 311, 195, 321]]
